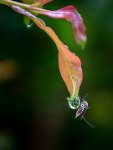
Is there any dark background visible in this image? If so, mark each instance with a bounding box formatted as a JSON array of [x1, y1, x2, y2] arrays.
[[0, 0, 113, 149]]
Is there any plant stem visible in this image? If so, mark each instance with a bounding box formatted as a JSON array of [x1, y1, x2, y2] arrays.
[[0, 0, 48, 13]]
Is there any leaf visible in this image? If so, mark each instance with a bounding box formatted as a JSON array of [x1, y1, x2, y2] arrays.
[[40, 5, 87, 49], [21, 0, 37, 4], [11, 5, 83, 101], [58, 46, 82, 98]]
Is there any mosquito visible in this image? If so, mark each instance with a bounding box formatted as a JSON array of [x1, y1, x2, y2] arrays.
[[75, 96, 95, 128]]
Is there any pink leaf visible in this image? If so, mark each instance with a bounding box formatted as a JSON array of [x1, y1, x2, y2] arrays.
[[40, 5, 87, 48]]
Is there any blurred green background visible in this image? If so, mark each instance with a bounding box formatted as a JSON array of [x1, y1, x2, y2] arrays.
[[0, 0, 113, 149]]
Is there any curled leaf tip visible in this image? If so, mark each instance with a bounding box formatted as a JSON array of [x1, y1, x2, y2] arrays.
[[40, 5, 87, 48], [58, 5, 77, 13]]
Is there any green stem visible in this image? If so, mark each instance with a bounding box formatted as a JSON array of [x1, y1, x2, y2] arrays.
[[0, 0, 48, 13]]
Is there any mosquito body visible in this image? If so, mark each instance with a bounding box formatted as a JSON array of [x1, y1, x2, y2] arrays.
[[75, 100, 88, 118]]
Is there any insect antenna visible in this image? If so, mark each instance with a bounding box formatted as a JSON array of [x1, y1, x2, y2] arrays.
[[84, 93, 89, 99], [80, 93, 89, 101]]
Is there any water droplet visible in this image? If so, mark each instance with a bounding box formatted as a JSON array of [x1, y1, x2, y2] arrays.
[[64, 45, 69, 49], [27, 23, 34, 29], [68, 97, 80, 109]]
